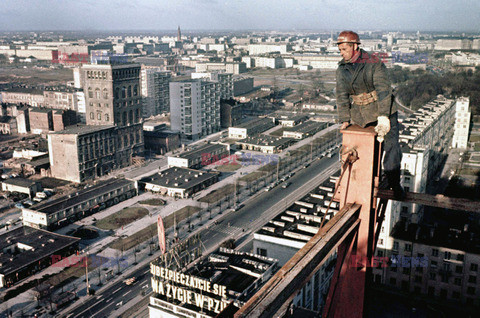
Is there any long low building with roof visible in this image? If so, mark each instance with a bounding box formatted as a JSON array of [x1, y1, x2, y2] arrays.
[[22, 178, 137, 230], [167, 143, 230, 169], [149, 247, 277, 317], [139, 167, 220, 198], [0, 226, 80, 288], [228, 117, 276, 139], [282, 121, 328, 139], [235, 135, 295, 154]]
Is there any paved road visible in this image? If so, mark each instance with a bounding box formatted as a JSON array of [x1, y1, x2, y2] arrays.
[[64, 153, 340, 317]]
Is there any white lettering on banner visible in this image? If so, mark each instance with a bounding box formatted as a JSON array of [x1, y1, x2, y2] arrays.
[[151, 277, 229, 314], [151, 265, 227, 298]]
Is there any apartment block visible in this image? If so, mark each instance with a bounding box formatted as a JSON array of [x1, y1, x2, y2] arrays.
[[170, 80, 220, 140], [140, 68, 171, 117], [451, 97, 471, 149]]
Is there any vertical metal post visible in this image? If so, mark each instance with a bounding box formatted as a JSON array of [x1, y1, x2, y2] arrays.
[[325, 125, 380, 318]]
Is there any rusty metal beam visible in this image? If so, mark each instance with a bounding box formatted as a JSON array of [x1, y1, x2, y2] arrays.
[[234, 203, 361, 318], [375, 189, 480, 213]]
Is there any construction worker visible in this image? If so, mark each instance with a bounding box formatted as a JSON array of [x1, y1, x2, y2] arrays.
[[336, 30, 405, 199]]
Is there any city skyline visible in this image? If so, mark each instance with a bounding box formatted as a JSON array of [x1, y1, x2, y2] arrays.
[[1, 0, 480, 32]]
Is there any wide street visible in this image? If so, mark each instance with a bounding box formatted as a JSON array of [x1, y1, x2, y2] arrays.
[[65, 153, 341, 317]]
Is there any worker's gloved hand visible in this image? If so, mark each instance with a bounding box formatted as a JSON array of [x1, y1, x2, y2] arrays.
[[375, 116, 390, 143]]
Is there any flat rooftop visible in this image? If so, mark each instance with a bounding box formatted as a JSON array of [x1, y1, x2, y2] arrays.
[[234, 117, 275, 130], [2, 177, 38, 188], [140, 167, 219, 190], [0, 226, 80, 276], [175, 143, 228, 161], [51, 124, 115, 136], [236, 134, 294, 148], [284, 120, 326, 134], [30, 178, 134, 215]]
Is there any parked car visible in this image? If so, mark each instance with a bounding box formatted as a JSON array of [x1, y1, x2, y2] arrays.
[[231, 204, 245, 212], [14, 202, 24, 209], [23, 199, 35, 207], [35, 192, 47, 199], [33, 197, 43, 203], [281, 182, 291, 189]]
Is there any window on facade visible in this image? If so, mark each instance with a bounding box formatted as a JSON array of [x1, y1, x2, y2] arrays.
[[445, 251, 451, 260], [128, 85, 132, 98], [103, 88, 108, 99], [469, 275, 477, 284], [105, 114, 109, 122], [90, 112, 94, 119], [88, 87, 93, 98], [456, 266, 463, 274], [405, 243, 412, 252], [97, 113, 101, 120], [379, 239, 384, 245], [122, 86, 127, 98], [471, 263, 478, 272], [133, 85, 138, 96], [432, 249, 439, 257], [393, 241, 399, 251], [95, 88, 100, 99], [454, 277, 462, 286], [457, 254, 464, 262], [429, 273, 436, 280]]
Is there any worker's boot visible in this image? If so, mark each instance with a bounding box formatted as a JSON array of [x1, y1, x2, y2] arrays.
[[385, 168, 406, 200]]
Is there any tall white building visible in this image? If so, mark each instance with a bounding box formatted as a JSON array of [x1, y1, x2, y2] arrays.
[[169, 80, 220, 140], [452, 97, 471, 149], [377, 96, 457, 260], [140, 68, 171, 117]]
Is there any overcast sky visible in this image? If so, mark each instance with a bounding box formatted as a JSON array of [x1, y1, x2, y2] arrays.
[[1, 0, 479, 32]]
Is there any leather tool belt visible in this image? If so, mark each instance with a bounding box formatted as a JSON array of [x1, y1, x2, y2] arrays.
[[351, 90, 378, 106]]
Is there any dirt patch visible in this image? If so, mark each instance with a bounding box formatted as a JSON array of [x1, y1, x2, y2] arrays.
[[108, 206, 201, 251], [95, 207, 149, 231]]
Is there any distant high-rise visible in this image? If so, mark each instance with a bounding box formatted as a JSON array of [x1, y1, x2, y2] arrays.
[[177, 26, 181, 42]]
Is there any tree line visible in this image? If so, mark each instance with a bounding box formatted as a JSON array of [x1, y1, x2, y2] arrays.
[[389, 66, 480, 115]]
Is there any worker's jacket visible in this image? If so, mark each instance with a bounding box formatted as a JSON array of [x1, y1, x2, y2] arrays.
[[336, 49, 397, 127]]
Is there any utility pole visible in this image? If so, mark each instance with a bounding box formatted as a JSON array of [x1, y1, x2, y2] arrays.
[[85, 253, 89, 296], [276, 157, 280, 183], [234, 178, 237, 205], [310, 140, 313, 161]]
